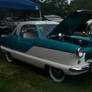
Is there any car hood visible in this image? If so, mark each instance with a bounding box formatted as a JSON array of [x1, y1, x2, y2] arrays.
[[48, 10, 92, 36]]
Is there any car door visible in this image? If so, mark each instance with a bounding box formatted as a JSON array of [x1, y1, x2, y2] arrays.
[[16, 24, 38, 52], [11, 35, 34, 52], [9, 24, 38, 59]]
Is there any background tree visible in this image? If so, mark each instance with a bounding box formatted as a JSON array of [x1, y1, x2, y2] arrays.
[[70, 0, 92, 12], [31, 0, 69, 17]]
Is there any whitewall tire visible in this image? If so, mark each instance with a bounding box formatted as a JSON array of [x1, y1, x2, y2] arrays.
[[5, 52, 13, 63], [49, 67, 65, 82]]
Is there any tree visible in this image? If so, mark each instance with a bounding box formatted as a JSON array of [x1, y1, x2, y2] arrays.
[[70, 0, 92, 12], [30, 0, 69, 17]]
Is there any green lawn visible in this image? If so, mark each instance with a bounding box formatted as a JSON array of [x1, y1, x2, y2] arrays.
[[0, 55, 92, 92]]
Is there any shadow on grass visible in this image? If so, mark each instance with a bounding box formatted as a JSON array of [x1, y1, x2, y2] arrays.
[[65, 72, 92, 83], [13, 59, 92, 84], [13, 59, 49, 77]]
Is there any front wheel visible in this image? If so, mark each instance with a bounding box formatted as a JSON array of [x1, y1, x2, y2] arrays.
[[49, 67, 65, 82], [5, 52, 13, 63]]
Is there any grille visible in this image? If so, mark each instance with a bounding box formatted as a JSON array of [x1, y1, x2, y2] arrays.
[[85, 52, 92, 61]]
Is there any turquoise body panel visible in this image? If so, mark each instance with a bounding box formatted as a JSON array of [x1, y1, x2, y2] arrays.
[[70, 35, 92, 53], [71, 35, 92, 44], [1, 35, 33, 52], [84, 46, 92, 53], [1, 34, 80, 53], [34, 38, 80, 53]]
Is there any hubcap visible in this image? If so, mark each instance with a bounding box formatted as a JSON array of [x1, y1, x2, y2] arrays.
[[49, 67, 65, 82]]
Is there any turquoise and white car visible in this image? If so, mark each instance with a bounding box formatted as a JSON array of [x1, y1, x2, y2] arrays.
[[1, 19, 92, 82]]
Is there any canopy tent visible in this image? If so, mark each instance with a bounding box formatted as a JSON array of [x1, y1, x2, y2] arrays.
[[0, 0, 40, 11]]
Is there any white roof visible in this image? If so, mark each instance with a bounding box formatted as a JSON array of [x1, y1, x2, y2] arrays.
[[15, 21, 59, 35], [44, 15, 61, 18]]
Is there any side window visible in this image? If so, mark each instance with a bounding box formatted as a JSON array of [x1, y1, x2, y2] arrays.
[[20, 25, 38, 39]]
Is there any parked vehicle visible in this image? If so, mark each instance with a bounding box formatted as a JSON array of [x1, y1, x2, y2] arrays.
[[1, 12, 92, 82], [49, 10, 92, 40], [43, 15, 63, 22], [0, 20, 12, 35]]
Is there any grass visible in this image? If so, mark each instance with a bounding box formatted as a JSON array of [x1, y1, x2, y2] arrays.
[[0, 54, 92, 92]]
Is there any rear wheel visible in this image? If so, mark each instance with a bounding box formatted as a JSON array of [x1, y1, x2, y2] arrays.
[[5, 52, 13, 62], [49, 67, 65, 82]]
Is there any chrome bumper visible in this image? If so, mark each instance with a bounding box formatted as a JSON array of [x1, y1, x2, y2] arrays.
[[69, 64, 90, 73]]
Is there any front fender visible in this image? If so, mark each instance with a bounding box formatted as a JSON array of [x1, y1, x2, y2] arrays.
[[34, 38, 80, 53]]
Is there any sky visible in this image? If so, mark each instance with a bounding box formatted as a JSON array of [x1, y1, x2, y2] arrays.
[[67, 0, 72, 4]]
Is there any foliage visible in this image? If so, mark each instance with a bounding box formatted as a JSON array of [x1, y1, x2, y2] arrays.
[[70, 0, 92, 12], [30, 0, 69, 17]]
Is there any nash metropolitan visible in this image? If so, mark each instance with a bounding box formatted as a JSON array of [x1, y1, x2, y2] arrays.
[[1, 10, 92, 82]]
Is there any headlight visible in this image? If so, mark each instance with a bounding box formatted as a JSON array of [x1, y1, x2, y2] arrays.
[[76, 47, 84, 58]]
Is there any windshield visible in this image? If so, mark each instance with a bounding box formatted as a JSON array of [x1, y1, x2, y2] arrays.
[[38, 24, 57, 38]]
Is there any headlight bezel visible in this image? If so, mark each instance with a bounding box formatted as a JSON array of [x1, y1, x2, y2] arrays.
[[76, 47, 84, 58]]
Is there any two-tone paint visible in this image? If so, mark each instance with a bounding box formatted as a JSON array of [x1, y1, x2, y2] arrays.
[[1, 21, 92, 76]]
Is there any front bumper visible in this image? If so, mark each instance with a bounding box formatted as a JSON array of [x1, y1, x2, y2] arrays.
[[69, 64, 90, 73]]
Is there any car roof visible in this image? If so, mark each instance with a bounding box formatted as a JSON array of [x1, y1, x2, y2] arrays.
[[15, 21, 59, 35]]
